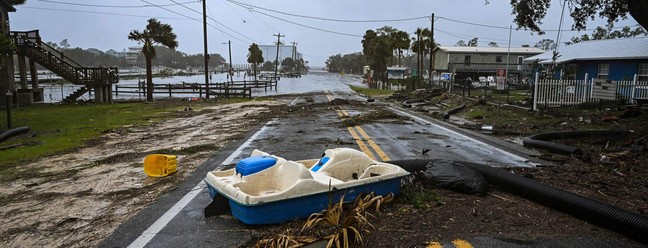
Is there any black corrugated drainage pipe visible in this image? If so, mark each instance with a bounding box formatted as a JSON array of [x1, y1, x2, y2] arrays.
[[522, 130, 630, 155], [391, 159, 648, 244], [443, 103, 466, 119], [0, 126, 30, 143]]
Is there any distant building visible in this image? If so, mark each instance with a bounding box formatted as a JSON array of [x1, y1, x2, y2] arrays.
[[86, 48, 103, 55], [525, 37, 648, 81], [387, 66, 411, 79], [258, 45, 302, 64], [125, 47, 141, 65], [432, 46, 544, 83], [106, 49, 124, 57]]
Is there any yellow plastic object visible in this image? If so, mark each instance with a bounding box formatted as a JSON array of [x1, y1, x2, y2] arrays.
[[143, 154, 177, 177]]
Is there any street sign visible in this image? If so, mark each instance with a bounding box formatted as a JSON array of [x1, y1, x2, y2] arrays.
[[496, 68, 506, 90], [591, 79, 617, 100]]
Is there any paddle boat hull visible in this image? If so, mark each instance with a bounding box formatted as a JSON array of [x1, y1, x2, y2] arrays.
[[204, 148, 409, 225]]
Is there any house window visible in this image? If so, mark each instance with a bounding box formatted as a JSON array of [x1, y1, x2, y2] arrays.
[[496, 56, 502, 63], [516, 56, 524, 70], [598, 63, 609, 79], [464, 56, 471, 66], [639, 63, 648, 81], [564, 64, 578, 80]]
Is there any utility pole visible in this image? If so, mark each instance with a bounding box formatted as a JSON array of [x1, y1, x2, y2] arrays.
[[273, 33, 284, 80], [291, 41, 297, 72], [227, 40, 234, 83], [222, 40, 233, 82], [228, 40, 232, 69], [429, 13, 434, 87], [202, 0, 209, 99], [417, 31, 421, 86]]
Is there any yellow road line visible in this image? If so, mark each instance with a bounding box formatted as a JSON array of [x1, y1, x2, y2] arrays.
[[452, 239, 474, 248], [354, 126, 391, 161], [346, 127, 376, 160], [426, 241, 443, 248], [326, 92, 385, 161]]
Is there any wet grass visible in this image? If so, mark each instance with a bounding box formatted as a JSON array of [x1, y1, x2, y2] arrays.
[[457, 103, 557, 133], [0, 103, 175, 165], [465, 89, 529, 103], [0, 98, 263, 166], [400, 184, 443, 209], [349, 85, 395, 97]]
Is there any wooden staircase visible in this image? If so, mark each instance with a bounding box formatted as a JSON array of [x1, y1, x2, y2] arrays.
[[64, 86, 89, 102], [10, 30, 118, 102]]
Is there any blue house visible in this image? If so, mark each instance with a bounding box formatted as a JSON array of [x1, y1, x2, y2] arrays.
[[525, 37, 648, 82]]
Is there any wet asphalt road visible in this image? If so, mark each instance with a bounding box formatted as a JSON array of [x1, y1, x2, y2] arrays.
[[100, 74, 642, 248]]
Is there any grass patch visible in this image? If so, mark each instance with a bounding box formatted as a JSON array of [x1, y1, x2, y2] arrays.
[[467, 89, 529, 103], [400, 186, 443, 209], [349, 85, 395, 97], [0, 101, 192, 165], [459, 104, 555, 128]]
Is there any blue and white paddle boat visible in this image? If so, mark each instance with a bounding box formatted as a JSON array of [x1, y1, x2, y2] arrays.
[[204, 148, 410, 225]]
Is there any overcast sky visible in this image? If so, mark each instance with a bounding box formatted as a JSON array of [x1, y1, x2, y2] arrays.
[[10, 0, 640, 68]]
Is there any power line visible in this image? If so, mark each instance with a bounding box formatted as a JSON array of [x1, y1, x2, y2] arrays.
[[205, 4, 231, 42], [435, 28, 533, 46], [228, 1, 361, 38], [22, 4, 249, 45], [167, 0, 258, 43], [137, 0, 250, 45], [140, 0, 196, 20], [227, 0, 428, 23], [20, 6, 188, 19], [437, 16, 510, 30], [33, 0, 197, 8], [221, 0, 278, 34], [228, 0, 642, 34], [438, 15, 641, 32]]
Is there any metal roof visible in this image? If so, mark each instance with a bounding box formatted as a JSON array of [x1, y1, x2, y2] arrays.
[[525, 37, 648, 64], [435, 46, 545, 54]]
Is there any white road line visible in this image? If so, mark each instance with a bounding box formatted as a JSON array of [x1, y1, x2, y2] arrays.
[[127, 121, 273, 248], [288, 96, 300, 106], [389, 107, 538, 167]]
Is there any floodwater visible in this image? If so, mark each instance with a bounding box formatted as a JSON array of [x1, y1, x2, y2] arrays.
[[39, 70, 364, 103]]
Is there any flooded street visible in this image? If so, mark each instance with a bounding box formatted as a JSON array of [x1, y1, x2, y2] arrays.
[[40, 71, 364, 103], [5, 72, 643, 248]]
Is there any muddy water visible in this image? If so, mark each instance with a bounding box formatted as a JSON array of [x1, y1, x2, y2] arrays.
[[42, 71, 364, 103], [0, 100, 284, 247]]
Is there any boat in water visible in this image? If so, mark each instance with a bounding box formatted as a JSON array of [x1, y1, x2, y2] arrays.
[[204, 148, 410, 225]]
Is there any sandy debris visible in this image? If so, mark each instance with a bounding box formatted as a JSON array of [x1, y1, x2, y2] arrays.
[[0, 100, 282, 247]]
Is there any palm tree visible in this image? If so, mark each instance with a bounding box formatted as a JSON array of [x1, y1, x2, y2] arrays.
[[128, 18, 178, 101], [391, 30, 410, 67], [247, 43, 263, 81], [412, 28, 431, 84], [363, 28, 397, 86]]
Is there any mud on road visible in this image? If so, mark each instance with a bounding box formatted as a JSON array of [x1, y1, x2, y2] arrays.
[[0, 99, 284, 247]]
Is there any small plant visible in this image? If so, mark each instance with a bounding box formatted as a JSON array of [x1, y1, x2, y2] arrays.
[[254, 230, 317, 248], [400, 179, 443, 209], [252, 192, 394, 248], [301, 193, 393, 248]]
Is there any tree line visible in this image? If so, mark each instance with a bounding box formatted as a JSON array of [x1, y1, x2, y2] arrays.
[[324, 1, 648, 83], [40, 39, 226, 71]]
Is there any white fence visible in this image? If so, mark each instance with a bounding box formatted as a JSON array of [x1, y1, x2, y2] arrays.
[[533, 73, 648, 110]]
